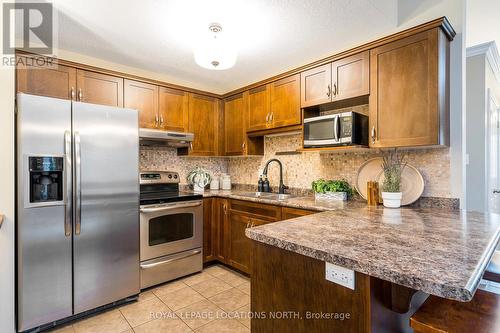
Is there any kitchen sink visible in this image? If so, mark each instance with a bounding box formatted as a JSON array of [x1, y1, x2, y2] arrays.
[[237, 192, 296, 201]]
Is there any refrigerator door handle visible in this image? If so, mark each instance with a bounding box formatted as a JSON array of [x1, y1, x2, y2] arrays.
[[74, 131, 82, 235], [64, 131, 72, 236]]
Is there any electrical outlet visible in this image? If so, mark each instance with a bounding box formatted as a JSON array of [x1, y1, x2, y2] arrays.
[[325, 262, 355, 290]]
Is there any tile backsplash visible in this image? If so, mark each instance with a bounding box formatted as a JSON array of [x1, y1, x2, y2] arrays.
[[140, 134, 452, 198], [140, 146, 228, 184]]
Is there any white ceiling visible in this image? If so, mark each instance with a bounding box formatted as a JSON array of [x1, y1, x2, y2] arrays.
[[466, 0, 500, 48], [49, 0, 455, 94], [50, 0, 402, 94]]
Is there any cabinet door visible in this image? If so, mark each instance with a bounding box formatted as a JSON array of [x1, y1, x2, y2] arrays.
[[124, 79, 158, 129], [159, 87, 189, 132], [270, 74, 301, 128], [370, 29, 443, 148], [332, 51, 369, 101], [76, 70, 123, 107], [224, 93, 246, 155], [228, 212, 269, 274], [247, 85, 270, 132], [188, 93, 219, 156], [216, 199, 230, 263], [16, 56, 76, 100], [300, 63, 332, 108], [203, 198, 216, 263], [228, 212, 251, 273]]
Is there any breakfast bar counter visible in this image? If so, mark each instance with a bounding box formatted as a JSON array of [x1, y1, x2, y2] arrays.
[[246, 206, 500, 301], [245, 206, 500, 332]]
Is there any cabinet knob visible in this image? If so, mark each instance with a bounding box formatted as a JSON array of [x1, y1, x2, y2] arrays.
[[71, 87, 75, 100], [241, 142, 246, 150], [333, 83, 337, 96], [78, 88, 83, 101], [155, 114, 159, 127], [326, 84, 331, 98], [371, 126, 376, 144], [270, 112, 274, 122], [160, 114, 164, 127], [265, 112, 270, 124]]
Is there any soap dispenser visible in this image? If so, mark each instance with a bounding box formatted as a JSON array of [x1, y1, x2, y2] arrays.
[[258, 176, 264, 192], [262, 175, 270, 192]]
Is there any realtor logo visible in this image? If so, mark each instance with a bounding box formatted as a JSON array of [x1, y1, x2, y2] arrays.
[[3, 2, 54, 55]]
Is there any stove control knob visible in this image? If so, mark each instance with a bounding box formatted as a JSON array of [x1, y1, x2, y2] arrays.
[[174, 174, 178, 179], [168, 174, 173, 179]]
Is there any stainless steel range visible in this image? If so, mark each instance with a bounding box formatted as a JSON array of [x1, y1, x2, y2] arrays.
[[139, 171, 203, 289]]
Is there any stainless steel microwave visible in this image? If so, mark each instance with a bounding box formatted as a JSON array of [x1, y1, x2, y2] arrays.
[[303, 112, 368, 148]]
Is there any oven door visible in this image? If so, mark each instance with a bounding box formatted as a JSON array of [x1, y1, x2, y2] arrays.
[[303, 114, 341, 147], [140, 200, 203, 261]]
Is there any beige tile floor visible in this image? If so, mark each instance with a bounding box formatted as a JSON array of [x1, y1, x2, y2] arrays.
[[47, 264, 251, 333]]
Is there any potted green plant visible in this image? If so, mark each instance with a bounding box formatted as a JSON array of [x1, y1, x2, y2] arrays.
[[381, 150, 406, 208], [312, 179, 353, 201], [187, 167, 211, 193]]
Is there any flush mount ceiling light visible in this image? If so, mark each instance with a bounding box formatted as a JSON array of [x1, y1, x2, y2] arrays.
[[194, 23, 237, 70]]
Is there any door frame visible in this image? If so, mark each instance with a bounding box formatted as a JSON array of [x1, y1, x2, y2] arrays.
[[486, 89, 500, 213]]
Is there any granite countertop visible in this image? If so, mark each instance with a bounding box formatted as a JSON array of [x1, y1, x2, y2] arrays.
[[196, 189, 368, 211], [245, 206, 500, 302]]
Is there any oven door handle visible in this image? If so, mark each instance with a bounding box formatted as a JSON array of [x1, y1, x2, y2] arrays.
[[140, 249, 202, 269], [140, 201, 202, 213]]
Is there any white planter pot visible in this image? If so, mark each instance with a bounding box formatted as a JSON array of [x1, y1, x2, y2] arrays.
[[381, 192, 403, 208], [314, 192, 347, 201], [193, 183, 205, 193]]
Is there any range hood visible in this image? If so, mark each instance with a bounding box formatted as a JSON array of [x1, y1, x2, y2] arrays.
[[139, 128, 194, 148]]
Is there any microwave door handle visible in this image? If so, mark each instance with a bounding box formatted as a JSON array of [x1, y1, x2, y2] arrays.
[[334, 115, 340, 141]]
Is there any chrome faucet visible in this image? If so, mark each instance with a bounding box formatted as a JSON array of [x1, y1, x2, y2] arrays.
[[262, 158, 288, 194]]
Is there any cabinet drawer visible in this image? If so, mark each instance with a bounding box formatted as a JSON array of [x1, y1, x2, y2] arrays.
[[229, 200, 281, 221]]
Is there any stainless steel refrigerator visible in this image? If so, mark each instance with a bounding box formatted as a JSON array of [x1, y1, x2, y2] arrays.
[[16, 93, 140, 332]]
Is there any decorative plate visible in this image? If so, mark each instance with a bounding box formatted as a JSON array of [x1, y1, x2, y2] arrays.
[[355, 158, 424, 206]]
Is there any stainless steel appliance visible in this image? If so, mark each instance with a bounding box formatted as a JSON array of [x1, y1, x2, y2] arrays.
[[139, 128, 194, 147], [303, 111, 368, 148], [17, 93, 140, 332], [139, 171, 203, 289]]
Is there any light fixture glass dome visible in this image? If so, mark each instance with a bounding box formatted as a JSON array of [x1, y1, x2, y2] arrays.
[[194, 23, 237, 70]]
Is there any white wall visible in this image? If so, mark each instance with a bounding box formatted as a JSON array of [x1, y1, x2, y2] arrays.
[[466, 54, 487, 211], [0, 0, 16, 331], [466, 43, 500, 212]]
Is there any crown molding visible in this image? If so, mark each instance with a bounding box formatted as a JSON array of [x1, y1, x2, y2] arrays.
[[467, 41, 500, 84]]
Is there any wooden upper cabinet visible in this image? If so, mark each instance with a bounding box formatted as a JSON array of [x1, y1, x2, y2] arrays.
[[369, 28, 449, 148], [300, 63, 332, 108], [76, 70, 123, 107], [247, 85, 270, 132], [124, 79, 158, 129], [16, 56, 76, 100], [270, 74, 301, 128], [224, 93, 246, 155], [159, 87, 189, 132], [188, 93, 219, 156], [332, 51, 369, 101]]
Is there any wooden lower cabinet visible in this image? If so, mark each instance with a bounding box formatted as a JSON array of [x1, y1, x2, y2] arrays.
[[252, 242, 371, 332], [282, 207, 315, 220], [203, 198, 216, 263]]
